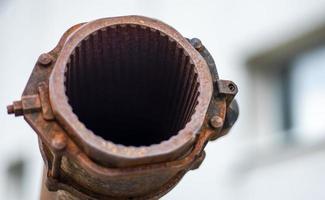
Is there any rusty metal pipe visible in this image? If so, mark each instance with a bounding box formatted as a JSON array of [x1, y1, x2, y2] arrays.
[[64, 25, 199, 147], [7, 16, 238, 199]]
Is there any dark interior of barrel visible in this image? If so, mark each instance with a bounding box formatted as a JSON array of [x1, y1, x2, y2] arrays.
[[64, 24, 200, 146]]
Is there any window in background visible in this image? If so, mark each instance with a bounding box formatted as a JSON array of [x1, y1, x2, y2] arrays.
[[290, 46, 325, 142], [247, 24, 325, 146]]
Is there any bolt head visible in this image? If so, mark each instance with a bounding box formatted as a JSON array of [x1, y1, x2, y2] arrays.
[[38, 53, 53, 66], [210, 115, 223, 129], [51, 134, 67, 151], [190, 38, 203, 51]]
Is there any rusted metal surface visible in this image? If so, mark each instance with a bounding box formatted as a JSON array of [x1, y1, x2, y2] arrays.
[[7, 16, 238, 199]]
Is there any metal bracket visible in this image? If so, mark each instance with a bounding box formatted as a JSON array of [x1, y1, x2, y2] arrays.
[[38, 82, 55, 120], [215, 79, 238, 106]]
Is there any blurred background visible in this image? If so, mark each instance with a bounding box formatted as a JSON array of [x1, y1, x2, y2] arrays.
[[1, 0, 325, 199]]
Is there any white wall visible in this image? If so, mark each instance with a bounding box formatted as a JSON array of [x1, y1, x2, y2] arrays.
[[0, 0, 325, 199]]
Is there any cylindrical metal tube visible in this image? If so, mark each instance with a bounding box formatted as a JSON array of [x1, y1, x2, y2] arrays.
[[7, 16, 238, 199]]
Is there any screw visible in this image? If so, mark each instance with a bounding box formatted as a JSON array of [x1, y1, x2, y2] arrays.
[[210, 115, 223, 129], [7, 101, 23, 116], [7, 104, 14, 114], [38, 53, 53, 66]]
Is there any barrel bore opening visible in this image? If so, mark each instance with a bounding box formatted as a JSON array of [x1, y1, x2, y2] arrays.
[[64, 24, 200, 146]]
